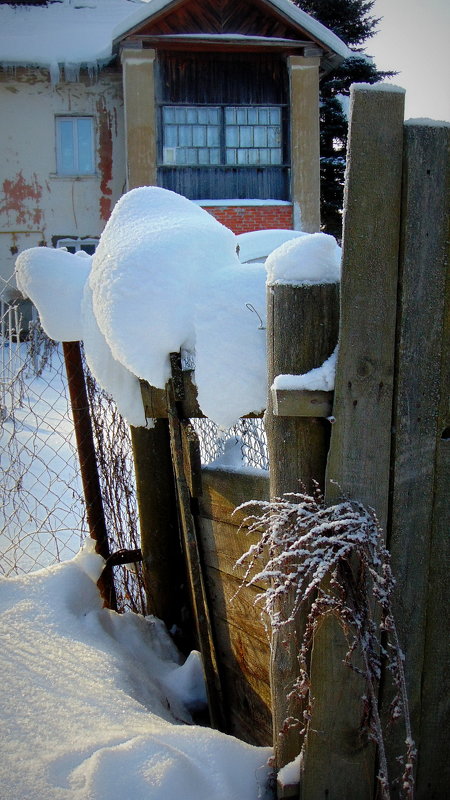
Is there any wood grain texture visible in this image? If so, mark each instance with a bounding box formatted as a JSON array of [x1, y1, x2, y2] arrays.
[[266, 282, 339, 777], [387, 123, 450, 799], [302, 87, 405, 800]]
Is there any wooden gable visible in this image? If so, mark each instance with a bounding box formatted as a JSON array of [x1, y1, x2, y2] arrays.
[[121, 0, 317, 45]]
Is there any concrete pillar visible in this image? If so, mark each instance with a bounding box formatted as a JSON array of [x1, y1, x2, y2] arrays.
[[288, 55, 321, 232], [121, 47, 157, 190]]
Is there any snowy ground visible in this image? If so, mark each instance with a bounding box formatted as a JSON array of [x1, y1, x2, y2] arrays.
[[0, 541, 273, 800]]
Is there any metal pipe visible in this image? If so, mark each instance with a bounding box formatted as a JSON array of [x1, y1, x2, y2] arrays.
[[62, 340, 117, 610]]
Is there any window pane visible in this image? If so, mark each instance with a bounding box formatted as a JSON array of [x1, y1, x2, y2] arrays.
[[58, 120, 75, 174], [192, 126, 206, 147], [163, 107, 175, 123], [206, 126, 220, 147], [175, 108, 186, 123], [247, 108, 258, 124], [77, 118, 94, 174], [176, 148, 187, 164], [239, 126, 253, 147], [254, 126, 267, 147], [186, 148, 198, 164], [237, 149, 248, 165], [236, 108, 247, 125], [269, 107, 281, 124], [225, 126, 239, 147], [258, 108, 269, 124], [198, 148, 210, 165], [268, 126, 281, 147], [226, 149, 237, 165], [178, 125, 192, 146], [270, 148, 283, 164], [197, 108, 209, 124], [209, 148, 221, 165], [225, 107, 236, 124], [208, 107, 220, 124], [165, 125, 178, 147], [186, 108, 198, 124]]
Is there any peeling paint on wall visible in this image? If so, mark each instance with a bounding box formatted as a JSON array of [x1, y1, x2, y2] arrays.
[[0, 171, 44, 227], [96, 97, 113, 221]]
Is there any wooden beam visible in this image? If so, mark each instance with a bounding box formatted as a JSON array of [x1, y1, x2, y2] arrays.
[[271, 387, 333, 417]]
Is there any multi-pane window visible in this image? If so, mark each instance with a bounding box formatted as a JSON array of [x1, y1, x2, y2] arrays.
[[162, 105, 283, 167], [56, 116, 95, 175]]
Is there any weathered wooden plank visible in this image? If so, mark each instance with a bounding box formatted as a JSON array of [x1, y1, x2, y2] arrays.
[[166, 366, 226, 732], [204, 564, 270, 646], [199, 466, 269, 524], [197, 516, 266, 586], [302, 86, 405, 800], [130, 422, 188, 637], [391, 123, 450, 799], [212, 615, 272, 746], [266, 280, 339, 781], [271, 387, 333, 417]]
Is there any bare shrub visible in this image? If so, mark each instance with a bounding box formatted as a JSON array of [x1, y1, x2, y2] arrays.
[[236, 490, 415, 799]]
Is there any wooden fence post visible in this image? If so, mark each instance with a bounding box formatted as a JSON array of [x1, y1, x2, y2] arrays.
[[266, 280, 339, 790], [385, 121, 450, 797], [130, 422, 190, 646], [300, 86, 405, 800]]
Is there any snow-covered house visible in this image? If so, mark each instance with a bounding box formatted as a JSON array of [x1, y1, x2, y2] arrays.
[[0, 0, 350, 305]]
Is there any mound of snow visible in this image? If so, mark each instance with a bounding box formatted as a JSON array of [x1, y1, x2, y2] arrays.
[[0, 541, 272, 800]]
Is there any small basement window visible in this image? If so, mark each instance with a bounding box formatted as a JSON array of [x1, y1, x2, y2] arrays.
[[55, 116, 95, 176], [54, 236, 98, 255], [161, 105, 283, 167]]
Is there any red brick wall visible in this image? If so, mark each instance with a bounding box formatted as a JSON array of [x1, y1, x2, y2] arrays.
[[202, 204, 293, 234]]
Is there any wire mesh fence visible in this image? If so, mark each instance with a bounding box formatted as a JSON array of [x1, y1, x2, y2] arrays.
[[192, 417, 269, 470], [0, 278, 145, 612]]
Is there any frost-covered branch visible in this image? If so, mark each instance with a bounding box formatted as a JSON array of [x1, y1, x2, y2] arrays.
[[235, 491, 415, 799]]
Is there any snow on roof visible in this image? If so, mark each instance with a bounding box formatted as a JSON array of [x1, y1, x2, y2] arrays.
[[0, 0, 352, 79]]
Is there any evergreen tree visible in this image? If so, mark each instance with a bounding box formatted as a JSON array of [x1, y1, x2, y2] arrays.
[[294, 1, 395, 236]]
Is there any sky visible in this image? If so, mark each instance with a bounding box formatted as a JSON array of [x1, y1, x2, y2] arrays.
[[368, 0, 450, 122]]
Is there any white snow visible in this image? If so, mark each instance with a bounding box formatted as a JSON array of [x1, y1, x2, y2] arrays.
[[16, 188, 267, 429], [277, 752, 302, 788], [266, 232, 341, 286], [0, 540, 272, 800], [16, 188, 341, 430], [351, 82, 406, 94], [16, 247, 89, 343], [272, 347, 337, 393], [237, 228, 307, 264]]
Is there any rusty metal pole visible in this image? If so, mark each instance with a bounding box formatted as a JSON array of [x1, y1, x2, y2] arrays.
[[62, 341, 117, 610]]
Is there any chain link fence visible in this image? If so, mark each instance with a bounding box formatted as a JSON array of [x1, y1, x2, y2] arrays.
[[0, 272, 146, 612], [192, 417, 269, 470]]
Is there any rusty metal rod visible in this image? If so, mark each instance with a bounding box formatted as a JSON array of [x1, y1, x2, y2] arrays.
[[62, 341, 117, 610]]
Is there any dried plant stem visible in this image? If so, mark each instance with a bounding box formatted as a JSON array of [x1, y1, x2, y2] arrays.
[[235, 491, 415, 799]]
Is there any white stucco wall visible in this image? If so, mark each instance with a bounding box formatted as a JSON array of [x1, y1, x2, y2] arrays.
[[0, 67, 125, 298]]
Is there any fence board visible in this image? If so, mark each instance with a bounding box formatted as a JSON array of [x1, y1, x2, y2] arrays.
[[302, 86, 405, 800], [387, 123, 450, 798], [197, 466, 272, 745]]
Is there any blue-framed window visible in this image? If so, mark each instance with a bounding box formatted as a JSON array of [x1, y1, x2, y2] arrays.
[[56, 116, 95, 176]]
